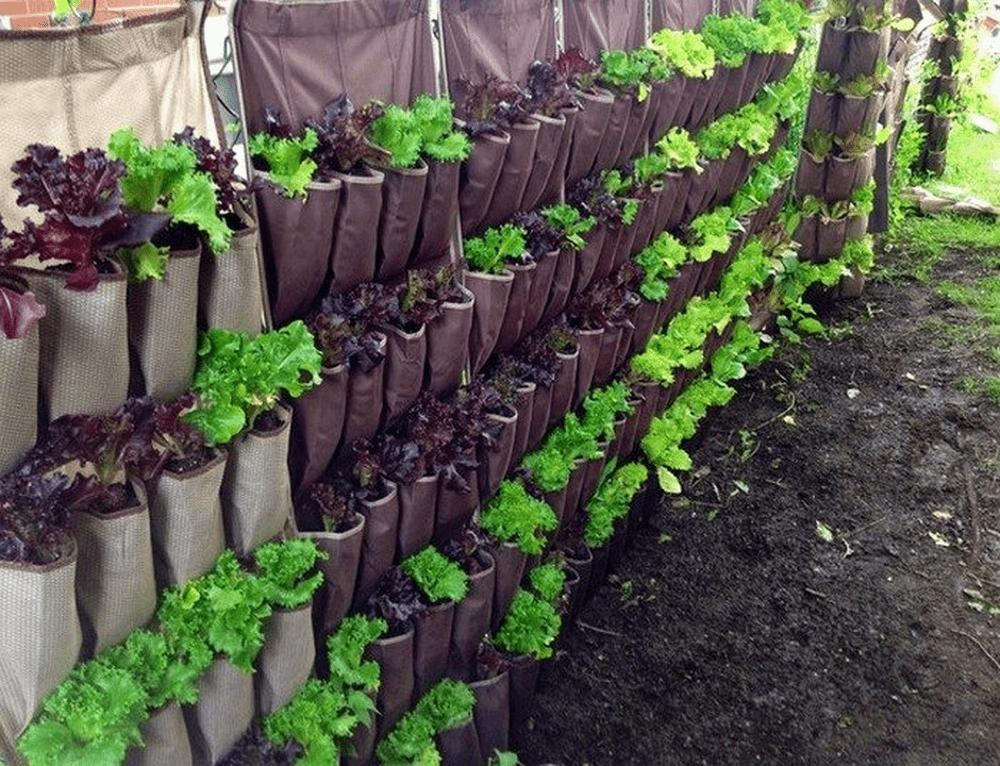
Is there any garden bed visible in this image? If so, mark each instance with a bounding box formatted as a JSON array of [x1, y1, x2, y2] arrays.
[[515, 245, 1000, 764]]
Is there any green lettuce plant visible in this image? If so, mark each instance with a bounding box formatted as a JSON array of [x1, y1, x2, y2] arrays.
[[402, 546, 469, 604], [248, 127, 319, 199], [494, 589, 561, 660], [464, 224, 527, 274], [480, 480, 558, 554]]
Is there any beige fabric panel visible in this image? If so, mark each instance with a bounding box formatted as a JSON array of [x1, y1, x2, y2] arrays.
[[0, 3, 222, 224]]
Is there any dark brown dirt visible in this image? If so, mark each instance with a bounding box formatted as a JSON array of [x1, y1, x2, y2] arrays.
[[514, 248, 1000, 765]]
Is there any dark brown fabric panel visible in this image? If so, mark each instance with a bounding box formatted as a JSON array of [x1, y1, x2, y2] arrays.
[[235, 0, 436, 134], [441, 0, 556, 85], [651, 0, 713, 32], [562, 0, 644, 59]]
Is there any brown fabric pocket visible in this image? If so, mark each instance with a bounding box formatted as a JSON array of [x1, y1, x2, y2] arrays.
[[490, 542, 527, 633], [479, 408, 517, 501], [493, 260, 536, 355], [222, 403, 293, 557], [412, 158, 461, 266], [375, 161, 429, 282], [464, 269, 513, 375], [330, 167, 385, 294], [256, 175, 340, 326], [520, 113, 566, 213], [571, 225, 607, 295], [548, 347, 580, 426], [0, 301, 38, 474], [482, 120, 540, 229], [565, 87, 615, 183], [382, 324, 428, 425], [540, 247, 576, 324], [288, 364, 348, 497], [460, 127, 511, 237], [150, 449, 227, 589], [255, 602, 316, 715], [470, 672, 510, 757], [369, 626, 415, 741], [413, 601, 455, 699], [199, 208, 263, 337], [302, 517, 365, 636], [340, 332, 387, 450], [592, 90, 631, 173], [0, 537, 81, 745], [18, 264, 129, 424], [437, 716, 484, 766], [446, 552, 496, 682], [573, 327, 604, 410], [521, 249, 558, 338], [128, 245, 201, 402], [538, 106, 578, 208], [425, 284, 474, 396], [124, 701, 191, 766], [397, 474, 438, 561], [73, 481, 156, 658], [353, 482, 400, 609], [510, 382, 535, 466], [184, 657, 255, 766]]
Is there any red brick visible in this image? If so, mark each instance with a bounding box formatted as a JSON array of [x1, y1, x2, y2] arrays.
[[0, 0, 31, 16], [10, 12, 52, 27]]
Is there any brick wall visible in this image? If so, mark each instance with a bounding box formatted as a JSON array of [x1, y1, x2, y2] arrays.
[[0, 0, 220, 30]]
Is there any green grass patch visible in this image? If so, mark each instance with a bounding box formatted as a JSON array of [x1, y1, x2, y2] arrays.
[[926, 120, 1000, 208]]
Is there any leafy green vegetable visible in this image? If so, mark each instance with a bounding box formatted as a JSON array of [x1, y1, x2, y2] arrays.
[[371, 103, 423, 168], [480, 480, 558, 554], [528, 562, 567, 604], [647, 30, 715, 79], [414, 679, 476, 731], [253, 538, 327, 609], [248, 127, 319, 199], [185, 321, 323, 446], [402, 546, 469, 604], [464, 224, 527, 274], [110, 127, 232, 255], [581, 381, 634, 442], [116, 241, 170, 283], [584, 463, 648, 548], [494, 589, 561, 660], [376, 712, 439, 766], [655, 128, 701, 172], [635, 231, 688, 302], [542, 204, 596, 251]]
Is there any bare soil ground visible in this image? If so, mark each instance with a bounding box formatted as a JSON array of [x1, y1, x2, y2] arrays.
[[514, 246, 1000, 765]]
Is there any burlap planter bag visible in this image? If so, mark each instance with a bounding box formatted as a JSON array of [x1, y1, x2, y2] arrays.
[[826, 150, 875, 203], [425, 284, 474, 396], [411, 158, 461, 266], [521, 249, 559, 338], [302, 514, 365, 638], [464, 269, 513, 375], [255, 601, 316, 716], [493, 260, 536, 355], [520, 113, 567, 213], [199, 208, 263, 337], [712, 65, 749, 122], [460, 128, 511, 237], [184, 656, 255, 766], [845, 27, 890, 80], [150, 448, 227, 589], [73, 481, 157, 658], [382, 323, 428, 424], [548, 346, 580, 427], [663, 170, 694, 233], [329, 167, 385, 295], [0, 306, 38, 474], [816, 22, 849, 76], [538, 106, 579, 208], [124, 701, 192, 766], [437, 715, 484, 766], [674, 75, 702, 134], [479, 407, 517, 501], [222, 403, 293, 558], [288, 363, 348, 496], [565, 87, 615, 183], [650, 74, 685, 143], [591, 91, 632, 173], [470, 671, 510, 757], [0, 537, 81, 750], [375, 160, 430, 282], [413, 600, 455, 699], [490, 541, 527, 633], [815, 218, 848, 262], [510, 381, 536, 465], [435, 463, 480, 544], [446, 552, 495, 681], [615, 90, 653, 166], [340, 332, 387, 450], [686, 67, 723, 132], [845, 214, 869, 242], [369, 624, 415, 741], [540, 247, 576, 323], [526, 381, 553, 452], [543, 482, 570, 533], [573, 327, 605, 410], [482, 120, 541, 230], [614, 215, 640, 269], [629, 187, 662, 256], [352, 481, 400, 609], [18, 264, 128, 423], [396, 474, 438, 561], [571, 224, 608, 296], [128, 244, 200, 402], [256, 174, 340, 327]]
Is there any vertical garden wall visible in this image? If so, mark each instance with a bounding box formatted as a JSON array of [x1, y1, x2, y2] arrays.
[[0, 0, 928, 764]]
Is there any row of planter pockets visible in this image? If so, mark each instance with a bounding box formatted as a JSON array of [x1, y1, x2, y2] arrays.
[[2, 170, 789, 766], [0, 405, 292, 751], [258, 43, 801, 328], [0, 211, 265, 476], [287, 114, 792, 501], [302, 177, 792, 750], [347, 253, 767, 765]]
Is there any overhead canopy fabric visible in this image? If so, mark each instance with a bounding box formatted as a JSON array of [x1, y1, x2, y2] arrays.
[[234, 0, 437, 133], [440, 0, 556, 87], [562, 0, 645, 58], [0, 2, 222, 223]]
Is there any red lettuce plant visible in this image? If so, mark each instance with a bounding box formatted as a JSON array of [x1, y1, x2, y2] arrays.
[[304, 96, 391, 178], [0, 216, 45, 340], [172, 126, 252, 218], [453, 75, 531, 136], [523, 60, 580, 117]]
